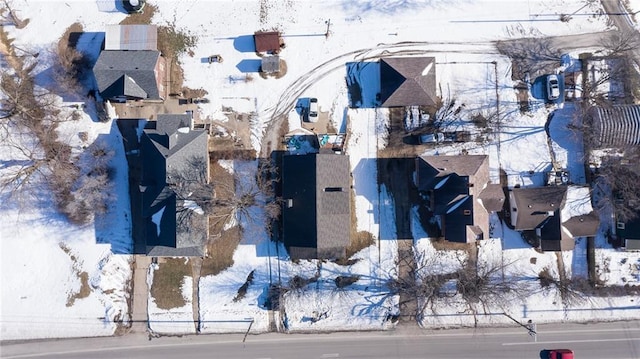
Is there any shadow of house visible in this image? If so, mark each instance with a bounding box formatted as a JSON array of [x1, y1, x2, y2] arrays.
[[93, 24, 166, 101], [509, 186, 599, 251], [140, 114, 210, 256], [587, 105, 640, 148], [282, 153, 351, 260], [345, 61, 381, 108], [379, 57, 437, 107], [415, 155, 504, 243]]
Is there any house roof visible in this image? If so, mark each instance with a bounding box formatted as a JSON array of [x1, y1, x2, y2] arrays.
[[562, 212, 600, 237], [254, 31, 281, 53], [93, 50, 161, 99], [379, 57, 437, 107], [589, 105, 640, 148], [140, 114, 209, 256], [478, 183, 506, 212], [105, 24, 158, 51], [261, 56, 280, 73], [510, 186, 567, 230], [282, 153, 351, 259], [416, 155, 487, 192], [416, 154, 492, 243]]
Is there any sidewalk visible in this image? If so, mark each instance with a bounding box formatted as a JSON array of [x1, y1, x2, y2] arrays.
[[130, 255, 152, 334]]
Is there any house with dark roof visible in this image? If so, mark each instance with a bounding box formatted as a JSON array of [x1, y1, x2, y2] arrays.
[[588, 105, 640, 148], [415, 155, 504, 243], [140, 114, 210, 256], [282, 153, 351, 259], [93, 25, 165, 101], [509, 186, 599, 251], [379, 57, 437, 107]]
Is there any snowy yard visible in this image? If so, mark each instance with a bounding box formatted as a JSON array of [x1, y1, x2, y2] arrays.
[[1, 0, 640, 341]]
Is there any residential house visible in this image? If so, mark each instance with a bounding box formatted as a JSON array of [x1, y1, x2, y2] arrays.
[[140, 114, 210, 256], [379, 57, 437, 107], [588, 105, 640, 148], [93, 24, 166, 101], [415, 154, 504, 243], [282, 153, 351, 259], [616, 217, 640, 251], [509, 186, 599, 251]]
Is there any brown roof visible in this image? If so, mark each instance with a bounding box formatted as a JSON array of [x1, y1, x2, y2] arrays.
[[510, 186, 567, 230], [478, 184, 505, 212], [563, 212, 600, 237], [419, 154, 487, 178], [254, 31, 281, 53], [379, 57, 437, 107]]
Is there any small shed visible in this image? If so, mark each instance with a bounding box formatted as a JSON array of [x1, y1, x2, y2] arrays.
[[254, 31, 282, 54], [261, 55, 280, 73], [105, 25, 158, 51]]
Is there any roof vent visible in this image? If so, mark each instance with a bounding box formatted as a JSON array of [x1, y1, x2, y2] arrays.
[[547, 211, 554, 216], [286, 199, 293, 208]]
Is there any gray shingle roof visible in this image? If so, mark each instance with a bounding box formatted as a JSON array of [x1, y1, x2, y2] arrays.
[[282, 153, 351, 259], [93, 50, 161, 100], [379, 57, 437, 107], [140, 114, 209, 256], [590, 105, 640, 148]]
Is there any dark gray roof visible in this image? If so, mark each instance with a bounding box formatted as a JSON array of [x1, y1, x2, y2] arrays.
[[140, 114, 209, 256], [589, 105, 640, 148], [93, 50, 161, 100], [282, 153, 351, 259], [379, 57, 437, 107]]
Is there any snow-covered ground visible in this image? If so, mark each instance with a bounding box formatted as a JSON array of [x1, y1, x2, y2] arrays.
[[2, 0, 640, 340]]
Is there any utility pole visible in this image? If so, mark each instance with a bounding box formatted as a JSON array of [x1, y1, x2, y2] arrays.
[[325, 19, 332, 38]]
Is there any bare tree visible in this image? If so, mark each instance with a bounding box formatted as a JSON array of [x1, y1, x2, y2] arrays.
[[594, 149, 640, 222], [208, 159, 281, 233]]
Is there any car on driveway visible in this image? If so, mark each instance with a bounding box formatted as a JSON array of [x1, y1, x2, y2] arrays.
[[548, 349, 574, 359], [547, 74, 561, 101], [418, 132, 445, 144], [308, 98, 318, 122]]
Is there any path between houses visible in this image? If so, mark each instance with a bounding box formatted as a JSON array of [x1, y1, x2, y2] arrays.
[[130, 255, 151, 334], [191, 258, 203, 333]]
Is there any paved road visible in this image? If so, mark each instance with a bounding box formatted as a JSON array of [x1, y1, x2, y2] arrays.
[[3, 321, 639, 359]]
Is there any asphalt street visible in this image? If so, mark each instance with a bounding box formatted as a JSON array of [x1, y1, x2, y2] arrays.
[[2, 321, 639, 359]]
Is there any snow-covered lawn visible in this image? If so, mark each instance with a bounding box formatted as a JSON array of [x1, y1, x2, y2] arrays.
[[2, 0, 640, 341]]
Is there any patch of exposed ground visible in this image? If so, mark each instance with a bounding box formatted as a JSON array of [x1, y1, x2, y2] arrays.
[[150, 258, 191, 310], [59, 243, 92, 307]]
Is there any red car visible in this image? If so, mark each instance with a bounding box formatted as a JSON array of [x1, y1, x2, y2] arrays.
[[548, 349, 574, 359]]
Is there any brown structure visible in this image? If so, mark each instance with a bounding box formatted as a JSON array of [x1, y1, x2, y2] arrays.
[[379, 57, 438, 107], [415, 155, 504, 243], [254, 31, 282, 54], [509, 186, 599, 251]]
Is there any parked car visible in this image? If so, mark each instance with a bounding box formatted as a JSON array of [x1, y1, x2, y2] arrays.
[[548, 349, 574, 359], [418, 132, 445, 144], [547, 74, 561, 101], [122, 0, 145, 14], [308, 98, 318, 122]]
